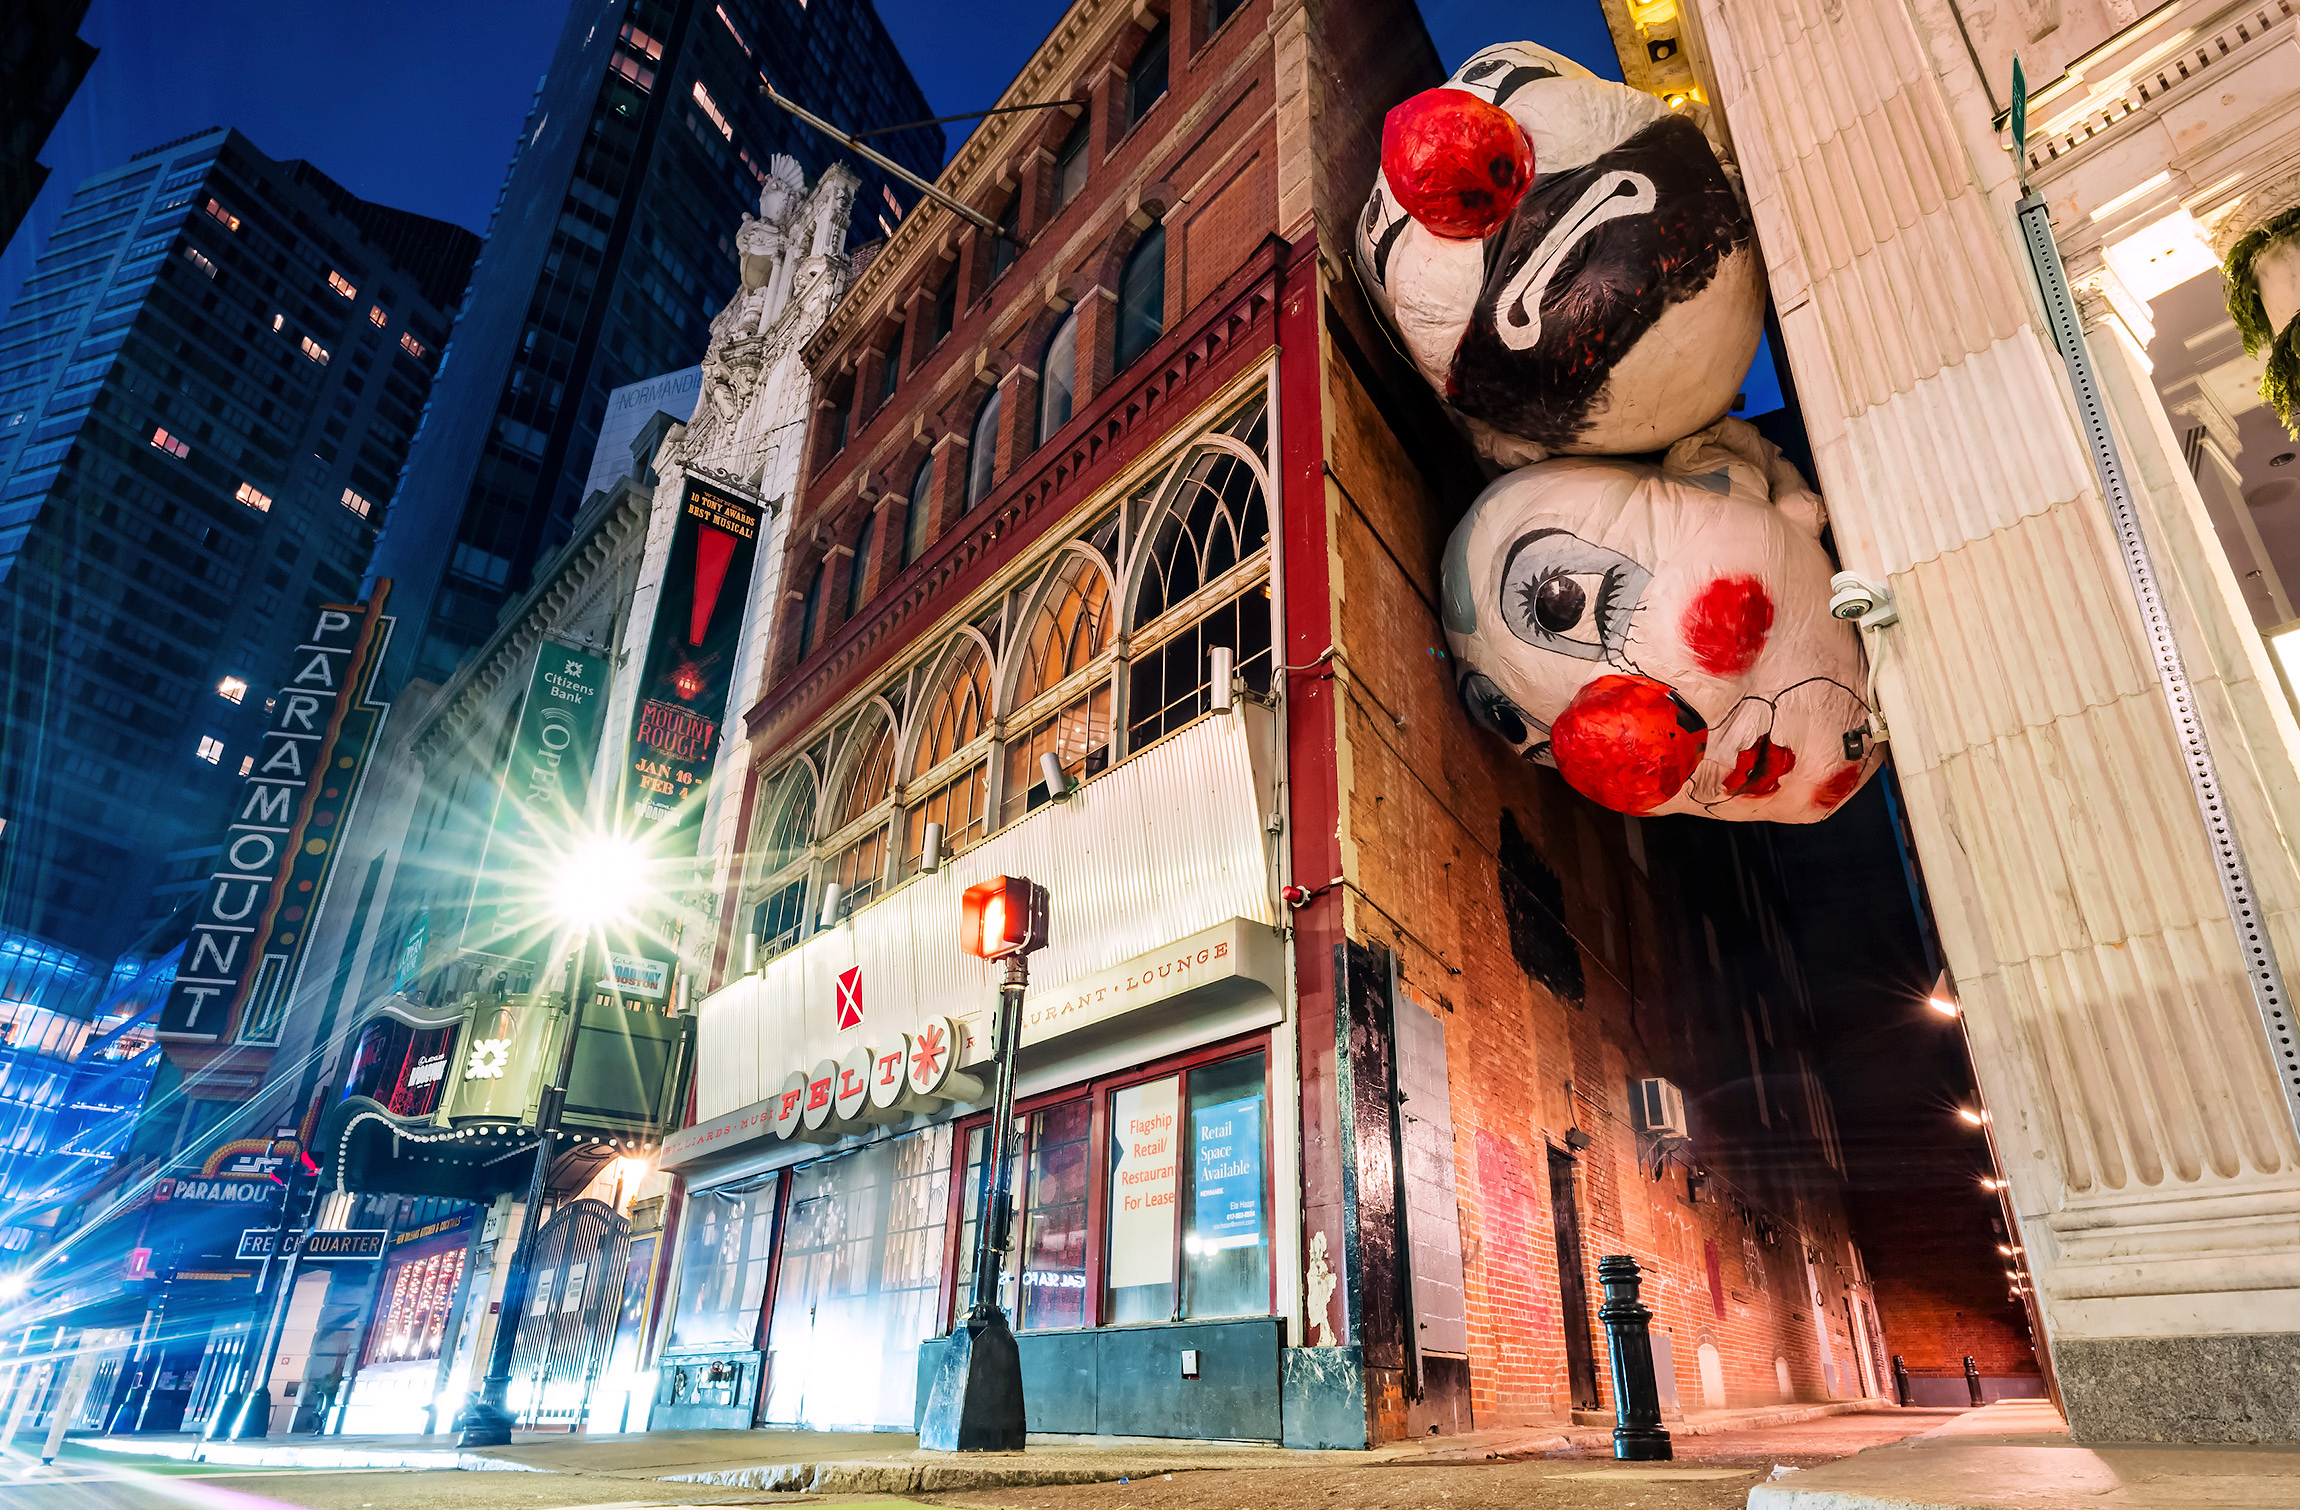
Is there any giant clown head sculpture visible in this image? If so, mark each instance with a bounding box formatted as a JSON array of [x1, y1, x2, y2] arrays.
[[1442, 420, 1879, 823], [1355, 41, 1766, 465]]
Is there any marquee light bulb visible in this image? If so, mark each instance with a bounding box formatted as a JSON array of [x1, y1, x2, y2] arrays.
[[1956, 1106, 1988, 1126], [553, 837, 646, 927]]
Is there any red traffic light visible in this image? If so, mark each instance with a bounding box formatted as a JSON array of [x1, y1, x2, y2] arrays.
[[961, 875, 1048, 959]]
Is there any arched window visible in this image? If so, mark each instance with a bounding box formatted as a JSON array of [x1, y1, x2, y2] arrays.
[[905, 638, 993, 868], [1127, 440, 1273, 749], [1004, 555, 1113, 825], [795, 558, 825, 660], [846, 509, 877, 619], [830, 715, 897, 906], [903, 454, 934, 565], [1037, 308, 1078, 446], [746, 765, 816, 959], [1052, 117, 1089, 211], [1115, 225, 1165, 371], [1127, 19, 1169, 127], [964, 388, 1001, 512]]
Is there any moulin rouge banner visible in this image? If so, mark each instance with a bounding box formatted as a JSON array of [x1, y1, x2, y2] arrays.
[[625, 478, 760, 849], [159, 592, 394, 1043]]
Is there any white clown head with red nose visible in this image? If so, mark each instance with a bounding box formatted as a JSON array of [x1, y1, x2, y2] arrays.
[[1442, 420, 1880, 822], [1355, 41, 1766, 466]]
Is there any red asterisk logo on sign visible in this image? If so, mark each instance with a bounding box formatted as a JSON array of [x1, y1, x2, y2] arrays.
[[910, 1022, 947, 1086], [835, 966, 863, 1031]]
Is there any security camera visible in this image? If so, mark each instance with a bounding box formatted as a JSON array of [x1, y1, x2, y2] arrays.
[[1828, 571, 1897, 629]]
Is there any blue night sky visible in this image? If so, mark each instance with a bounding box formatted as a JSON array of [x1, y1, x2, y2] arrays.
[[3, 0, 1780, 410]]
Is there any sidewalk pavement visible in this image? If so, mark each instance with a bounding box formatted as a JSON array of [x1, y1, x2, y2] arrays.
[[1750, 1399, 2300, 1509], [71, 1399, 1879, 1493]]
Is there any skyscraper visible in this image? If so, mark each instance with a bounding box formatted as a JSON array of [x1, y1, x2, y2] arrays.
[[0, 128, 478, 968], [0, 1, 98, 253], [369, 0, 942, 687]]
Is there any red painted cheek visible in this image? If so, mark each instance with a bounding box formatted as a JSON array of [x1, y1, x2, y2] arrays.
[[1381, 88, 1534, 240], [1681, 575, 1775, 678], [1813, 764, 1867, 814], [1548, 674, 1708, 815], [1726, 736, 1797, 798]]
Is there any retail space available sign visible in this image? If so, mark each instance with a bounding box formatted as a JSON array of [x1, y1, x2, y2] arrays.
[[1191, 1095, 1264, 1252], [159, 592, 395, 1044], [469, 640, 610, 961], [624, 479, 761, 850]]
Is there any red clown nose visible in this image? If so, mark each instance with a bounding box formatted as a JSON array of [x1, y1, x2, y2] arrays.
[[1380, 87, 1535, 240], [1548, 674, 1708, 814]]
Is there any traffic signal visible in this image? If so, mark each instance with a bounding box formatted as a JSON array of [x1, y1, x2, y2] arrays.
[[960, 875, 1048, 959]]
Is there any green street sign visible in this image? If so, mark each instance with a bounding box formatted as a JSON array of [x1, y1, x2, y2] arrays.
[[2010, 57, 2028, 163]]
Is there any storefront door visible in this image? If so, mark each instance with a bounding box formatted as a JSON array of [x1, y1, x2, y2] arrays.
[[509, 1198, 631, 1427], [761, 1126, 951, 1430]]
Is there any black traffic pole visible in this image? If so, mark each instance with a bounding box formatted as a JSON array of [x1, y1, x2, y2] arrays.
[[1596, 1255, 1672, 1461], [1892, 1353, 1911, 1406], [921, 875, 1044, 1453], [1963, 1355, 1984, 1407], [205, 1128, 304, 1440], [232, 1150, 328, 1439], [455, 949, 589, 1447]]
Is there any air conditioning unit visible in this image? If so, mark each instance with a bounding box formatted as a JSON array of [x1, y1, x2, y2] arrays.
[[1633, 1077, 1689, 1141]]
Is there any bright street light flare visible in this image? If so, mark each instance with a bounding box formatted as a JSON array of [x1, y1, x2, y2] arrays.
[[552, 836, 647, 927]]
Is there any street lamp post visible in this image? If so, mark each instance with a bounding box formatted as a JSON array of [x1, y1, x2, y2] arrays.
[[920, 875, 1047, 1453], [454, 947, 590, 1448]]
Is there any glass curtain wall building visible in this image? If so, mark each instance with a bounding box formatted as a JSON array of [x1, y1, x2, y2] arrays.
[[369, 0, 942, 686], [0, 128, 478, 967]]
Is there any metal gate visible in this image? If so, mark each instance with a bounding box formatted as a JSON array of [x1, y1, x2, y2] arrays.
[[508, 1198, 631, 1428]]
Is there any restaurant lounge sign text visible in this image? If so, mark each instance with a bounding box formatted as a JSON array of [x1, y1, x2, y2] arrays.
[[1020, 918, 1264, 1046]]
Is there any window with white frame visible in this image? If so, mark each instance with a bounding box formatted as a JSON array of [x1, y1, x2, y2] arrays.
[[1002, 551, 1113, 825], [827, 714, 898, 907], [904, 637, 993, 869], [745, 764, 818, 960]]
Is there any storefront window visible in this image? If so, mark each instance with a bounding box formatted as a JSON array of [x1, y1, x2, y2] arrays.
[[666, 1173, 779, 1350], [1021, 1099, 1091, 1329], [1182, 1052, 1269, 1317], [364, 1244, 465, 1365], [764, 1127, 952, 1429], [1105, 1075, 1180, 1323], [956, 1121, 1020, 1316]]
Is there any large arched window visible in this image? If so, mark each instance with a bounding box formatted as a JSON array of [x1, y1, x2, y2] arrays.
[[903, 454, 934, 565], [964, 388, 1001, 512], [1115, 225, 1165, 371], [829, 715, 897, 905], [746, 765, 816, 959], [795, 558, 825, 661], [904, 638, 993, 869], [1004, 554, 1113, 825], [846, 509, 877, 619], [1127, 438, 1272, 748], [1037, 308, 1078, 447]]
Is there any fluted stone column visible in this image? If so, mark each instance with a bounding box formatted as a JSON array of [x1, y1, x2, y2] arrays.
[[1689, 0, 2300, 1442]]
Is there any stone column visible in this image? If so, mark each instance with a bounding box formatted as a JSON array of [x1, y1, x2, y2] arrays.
[[1692, 0, 2300, 1443]]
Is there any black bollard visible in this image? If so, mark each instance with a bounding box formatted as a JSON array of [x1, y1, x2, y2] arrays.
[[1963, 1355, 1984, 1407], [1596, 1255, 1673, 1461], [1892, 1353, 1911, 1407]]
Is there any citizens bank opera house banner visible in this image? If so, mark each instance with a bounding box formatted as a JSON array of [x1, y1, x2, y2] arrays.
[[160, 592, 394, 1046], [625, 478, 760, 850]]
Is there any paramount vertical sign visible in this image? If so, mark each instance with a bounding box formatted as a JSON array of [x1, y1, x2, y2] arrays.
[[625, 479, 761, 850], [159, 593, 394, 1043]]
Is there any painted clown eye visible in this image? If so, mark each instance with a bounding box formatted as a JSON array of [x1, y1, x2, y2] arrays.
[[1498, 528, 1650, 663]]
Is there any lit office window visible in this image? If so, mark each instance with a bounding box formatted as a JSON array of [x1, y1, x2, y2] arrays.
[[715, 3, 751, 52], [205, 198, 241, 231], [235, 481, 272, 511], [368, 305, 388, 327], [150, 427, 189, 458], [217, 677, 248, 704], [341, 487, 373, 518], [400, 332, 426, 359], [327, 270, 357, 298], [238, 755, 254, 776], [184, 248, 216, 278], [195, 736, 224, 764], [300, 336, 330, 364], [693, 80, 735, 140], [271, 313, 285, 331]]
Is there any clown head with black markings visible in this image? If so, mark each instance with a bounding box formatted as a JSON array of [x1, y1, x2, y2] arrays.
[[1355, 41, 1767, 466]]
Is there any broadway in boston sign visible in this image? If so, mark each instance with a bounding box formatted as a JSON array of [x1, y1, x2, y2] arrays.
[[160, 593, 394, 1043], [624, 479, 760, 851]]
